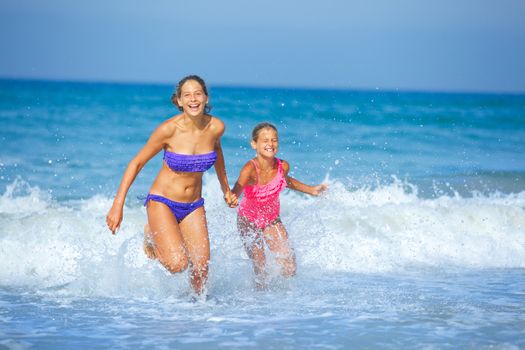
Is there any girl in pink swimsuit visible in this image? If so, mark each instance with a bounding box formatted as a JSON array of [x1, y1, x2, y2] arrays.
[[231, 122, 327, 289]]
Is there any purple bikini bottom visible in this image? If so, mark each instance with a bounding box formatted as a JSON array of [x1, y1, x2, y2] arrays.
[[144, 194, 204, 223]]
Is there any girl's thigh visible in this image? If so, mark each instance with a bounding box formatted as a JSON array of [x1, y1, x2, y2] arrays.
[[146, 200, 187, 262], [264, 221, 296, 276], [237, 215, 264, 251], [263, 221, 293, 256], [178, 206, 210, 265]]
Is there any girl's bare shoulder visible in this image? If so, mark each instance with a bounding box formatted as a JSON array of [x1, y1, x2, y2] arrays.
[[208, 115, 225, 135], [238, 159, 257, 185], [242, 159, 256, 173], [280, 159, 290, 173], [155, 114, 184, 137]]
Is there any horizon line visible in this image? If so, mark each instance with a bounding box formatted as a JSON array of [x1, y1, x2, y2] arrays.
[[1, 75, 524, 97]]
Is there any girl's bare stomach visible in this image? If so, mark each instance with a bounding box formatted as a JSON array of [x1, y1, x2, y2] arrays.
[[149, 165, 204, 203]]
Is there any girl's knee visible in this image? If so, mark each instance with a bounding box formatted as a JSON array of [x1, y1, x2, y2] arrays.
[[282, 261, 296, 277], [162, 254, 189, 274], [278, 254, 296, 277]]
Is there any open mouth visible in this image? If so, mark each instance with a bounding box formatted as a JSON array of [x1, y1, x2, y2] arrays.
[[187, 103, 200, 112]]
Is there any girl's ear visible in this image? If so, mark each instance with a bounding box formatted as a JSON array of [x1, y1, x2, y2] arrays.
[[250, 140, 257, 149]]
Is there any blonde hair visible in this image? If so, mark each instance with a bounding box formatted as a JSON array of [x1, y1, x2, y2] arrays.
[[252, 122, 278, 141]]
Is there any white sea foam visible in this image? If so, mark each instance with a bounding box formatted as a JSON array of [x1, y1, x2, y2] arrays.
[[1, 177, 524, 297]]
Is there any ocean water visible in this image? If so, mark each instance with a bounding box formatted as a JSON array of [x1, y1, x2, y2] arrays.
[[1, 79, 524, 349]]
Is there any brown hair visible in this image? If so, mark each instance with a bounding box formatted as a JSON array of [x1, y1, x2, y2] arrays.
[[171, 75, 212, 113], [251, 122, 278, 141]]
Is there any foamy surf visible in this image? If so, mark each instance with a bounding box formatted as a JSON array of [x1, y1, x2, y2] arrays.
[[1, 177, 524, 299]]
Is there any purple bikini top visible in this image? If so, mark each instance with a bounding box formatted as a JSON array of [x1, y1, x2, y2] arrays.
[[163, 150, 217, 173]]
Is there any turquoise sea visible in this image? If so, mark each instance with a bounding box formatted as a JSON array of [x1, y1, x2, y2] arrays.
[[1, 79, 524, 349]]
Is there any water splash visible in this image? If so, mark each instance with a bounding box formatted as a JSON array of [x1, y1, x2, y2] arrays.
[[1, 177, 524, 299]]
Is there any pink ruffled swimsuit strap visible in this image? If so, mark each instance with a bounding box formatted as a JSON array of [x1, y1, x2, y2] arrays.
[[238, 158, 287, 229]]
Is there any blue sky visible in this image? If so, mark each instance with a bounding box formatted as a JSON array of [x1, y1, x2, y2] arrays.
[[1, 0, 524, 93]]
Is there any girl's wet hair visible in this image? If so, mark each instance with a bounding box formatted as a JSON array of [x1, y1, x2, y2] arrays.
[[252, 122, 278, 141], [171, 75, 212, 113]]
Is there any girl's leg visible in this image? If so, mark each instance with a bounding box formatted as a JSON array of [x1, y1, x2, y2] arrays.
[[146, 201, 189, 274], [143, 224, 156, 259], [237, 215, 267, 290], [178, 207, 210, 295], [263, 220, 296, 277]]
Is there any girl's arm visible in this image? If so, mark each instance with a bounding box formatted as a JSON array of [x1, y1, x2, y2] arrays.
[[231, 161, 256, 206], [282, 160, 327, 196], [106, 124, 168, 234], [213, 134, 235, 206]]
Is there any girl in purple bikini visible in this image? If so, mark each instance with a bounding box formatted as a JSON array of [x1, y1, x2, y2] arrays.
[[106, 75, 235, 295]]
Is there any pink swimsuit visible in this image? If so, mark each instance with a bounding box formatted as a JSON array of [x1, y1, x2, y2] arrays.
[[238, 158, 287, 229]]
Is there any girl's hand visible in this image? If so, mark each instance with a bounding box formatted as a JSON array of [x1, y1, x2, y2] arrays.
[[106, 205, 123, 235], [311, 184, 328, 196], [224, 190, 239, 208]]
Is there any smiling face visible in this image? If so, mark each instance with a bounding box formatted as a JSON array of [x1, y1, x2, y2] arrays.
[[176, 79, 209, 117], [251, 127, 279, 158]]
